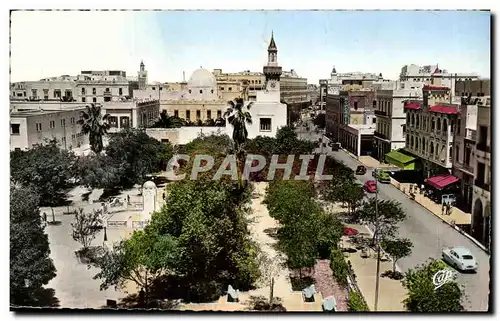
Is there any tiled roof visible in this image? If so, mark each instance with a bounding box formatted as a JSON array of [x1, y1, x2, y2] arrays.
[[429, 105, 458, 115]]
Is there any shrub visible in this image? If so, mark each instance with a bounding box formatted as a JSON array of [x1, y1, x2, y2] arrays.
[[348, 290, 369, 311], [330, 248, 349, 287]]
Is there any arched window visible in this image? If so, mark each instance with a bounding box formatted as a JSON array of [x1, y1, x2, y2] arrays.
[[415, 138, 419, 149], [422, 138, 426, 152], [211, 89, 214, 94], [410, 136, 414, 148], [437, 118, 441, 131], [200, 90, 203, 94], [443, 119, 448, 132], [416, 115, 420, 128], [411, 114, 415, 126], [430, 142, 434, 154], [188, 89, 192, 94]]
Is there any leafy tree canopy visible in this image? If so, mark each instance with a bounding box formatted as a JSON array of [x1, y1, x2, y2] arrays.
[[381, 238, 413, 272], [10, 138, 76, 206], [358, 198, 407, 242], [10, 183, 56, 306], [402, 259, 464, 312]]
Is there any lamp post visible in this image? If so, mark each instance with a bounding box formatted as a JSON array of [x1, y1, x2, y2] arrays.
[[374, 179, 381, 311]]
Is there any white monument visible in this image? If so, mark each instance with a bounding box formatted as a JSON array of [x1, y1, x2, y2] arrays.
[[142, 181, 157, 222]]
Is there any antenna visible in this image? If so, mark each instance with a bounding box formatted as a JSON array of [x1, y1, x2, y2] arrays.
[[183, 71, 185, 82]]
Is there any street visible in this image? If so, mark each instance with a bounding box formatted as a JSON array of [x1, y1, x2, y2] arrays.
[[297, 117, 490, 311]]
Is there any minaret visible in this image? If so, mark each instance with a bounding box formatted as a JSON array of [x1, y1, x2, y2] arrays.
[[138, 60, 148, 90], [263, 31, 282, 93]]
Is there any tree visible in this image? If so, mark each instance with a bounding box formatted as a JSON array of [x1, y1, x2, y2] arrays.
[[71, 208, 103, 255], [77, 103, 111, 154], [75, 154, 122, 189], [402, 259, 464, 312], [93, 230, 179, 307], [224, 97, 253, 154], [257, 252, 283, 304], [153, 110, 185, 128], [381, 238, 413, 273], [316, 213, 344, 259], [358, 199, 407, 244], [10, 139, 76, 207], [313, 113, 326, 129], [10, 183, 57, 306], [338, 181, 365, 217], [105, 128, 173, 188]]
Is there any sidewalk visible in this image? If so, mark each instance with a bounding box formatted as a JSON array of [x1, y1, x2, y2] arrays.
[[358, 156, 396, 169], [343, 224, 407, 311], [390, 179, 471, 225]]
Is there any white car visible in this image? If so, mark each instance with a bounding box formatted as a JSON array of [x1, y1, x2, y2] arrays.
[[442, 246, 478, 272]]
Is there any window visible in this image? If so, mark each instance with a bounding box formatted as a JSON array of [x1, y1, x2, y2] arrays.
[[152, 87, 156, 90], [464, 146, 471, 165], [402, 124, 406, 136], [186, 110, 191, 120], [23, 91, 26, 97], [259, 80, 262, 84], [36, 123, 42, 132], [50, 120, 55, 129], [92, 88, 96, 95], [108, 116, 118, 128], [478, 125, 488, 146], [81, 88, 86, 95], [207, 110, 212, 119], [373, 100, 377, 107], [211, 89, 214, 94], [260, 118, 272, 131], [410, 136, 414, 148], [159, 87, 163, 91], [415, 138, 419, 149], [71, 134, 76, 141], [200, 89, 203, 94], [422, 138, 426, 152], [431, 118, 435, 130], [430, 142, 434, 154], [54, 89, 61, 98], [43, 89, 49, 100], [174, 110, 179, 118], [93, 97, 97, 103], [443, 119, 448, 132], [228, 87, 232, 91], [353, 101, 358, 110], [60, 119, 66, 127], [119, 88, 123, 95], [456, 145, 460, 162], [196, 110, 201, 120], [11, 124, 20, 135], [416, 115, 419, 128], [406, 135, 409, 145], [189, 89, 192, 94], [31, 89, 37, 98], [372, 118, 376, 124], [120, 116, 130, 128], [220, 87, 224, 91], [437, 118, 441, 131], [104, 97, 111, 102], [82, 97, 86, 102]]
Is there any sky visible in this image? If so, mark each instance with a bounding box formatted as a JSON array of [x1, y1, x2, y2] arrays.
[[10, 10, 491, 84]]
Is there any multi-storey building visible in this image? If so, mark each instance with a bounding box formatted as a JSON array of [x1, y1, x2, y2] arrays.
[[9, 99, 160, 154], [471, 99, 491, 249], [325, 89, 376, 157], [373, 87, 421, 162], [403, 85, 460, 177], [10, 70, 131, 104], [451, 79, 491, 213], [399, 64, 479, 100]]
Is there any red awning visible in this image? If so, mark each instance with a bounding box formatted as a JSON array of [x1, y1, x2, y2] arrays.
[[423, 85, 450, 91], [404, 103, 421, 110], [425, 174, 459, 190], [429, 105, 458, 115]]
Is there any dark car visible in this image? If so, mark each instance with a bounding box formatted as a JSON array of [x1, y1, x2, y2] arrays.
[[355, 165, 367, 175], [330, 142, 340, 151]]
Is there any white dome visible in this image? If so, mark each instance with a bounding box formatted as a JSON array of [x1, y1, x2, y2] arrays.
[[188, 68, 217, 88], [143, 181, 156, 189]]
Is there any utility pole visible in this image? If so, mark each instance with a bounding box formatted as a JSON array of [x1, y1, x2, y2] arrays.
[[374, 179, 381, 311]]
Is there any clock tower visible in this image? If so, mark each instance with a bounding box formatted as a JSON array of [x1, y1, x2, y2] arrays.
[[263, 32, 282, 93]]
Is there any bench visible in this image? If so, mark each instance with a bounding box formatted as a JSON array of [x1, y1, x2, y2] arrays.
[[302, 284, 316, 302], [227, 285, 240, 303], [322, 296, 337, 312]]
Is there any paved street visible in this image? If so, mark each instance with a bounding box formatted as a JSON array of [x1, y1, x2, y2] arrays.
[[297, 119, 490, 311]]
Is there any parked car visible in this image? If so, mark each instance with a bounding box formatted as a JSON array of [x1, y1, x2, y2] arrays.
[[442, 246, 478, 272], [355, 165, 367, 175], [363, 180, 377, 193], [331, 142, 340, 151], [372, 168, 391, 183]]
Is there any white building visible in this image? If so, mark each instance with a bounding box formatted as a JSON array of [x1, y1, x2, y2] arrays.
[[10, 99, 160, 154], [373, 87, 421, 162], [10, 70, 131, 104], [399, 64, 479, 101]]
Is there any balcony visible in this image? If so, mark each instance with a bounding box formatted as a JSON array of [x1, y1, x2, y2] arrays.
[[374, 110, 387, 117], [456, 162, 474, 175], [374, 131, 388, 140], [477, 143, 490, 153], [103, 90, 112, 97], [465, 129, 476, 141], [474, 180, 490, 192]]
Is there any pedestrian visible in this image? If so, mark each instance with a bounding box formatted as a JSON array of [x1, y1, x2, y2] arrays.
[[420, 183, 425, 194], [409, 184, 413, 194], [446, 204, 452, 216], [43, 212, 47, 223], [441, 204, 445, 215], [162, 192, 166, 202], [127, 194, 130, 205]]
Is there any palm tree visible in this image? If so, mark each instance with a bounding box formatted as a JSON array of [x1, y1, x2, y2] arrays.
[[224, 97, 253, 187], [77, 103, 110, 154], [153, 110, 185, 128]]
